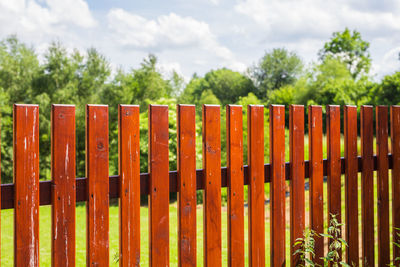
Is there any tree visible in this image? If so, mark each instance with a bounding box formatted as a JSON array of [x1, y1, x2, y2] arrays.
[[249, 48, 303, 98], [371, 72, 400, 105], [0, 36, 40, 182], [319, 28, 371, 79], [295, 58, 370, 107], [179, 68, 256, 106]]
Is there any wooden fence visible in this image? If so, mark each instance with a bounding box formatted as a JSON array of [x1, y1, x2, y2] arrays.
[[1, 103, 399, 266]]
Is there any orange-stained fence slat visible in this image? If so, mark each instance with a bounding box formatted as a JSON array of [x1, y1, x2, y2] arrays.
[[51, 105, 76, 267], [269, 105, 286, 267], [308, 106, 324, 265], [391, 106, 400, 262], [118, 105, 140, 267], [376, 106, 390, 266], [247, 105, 265, 267], [289, 105, 305, 267], [344, 105, 359, 266], [149, 105, 170, 267], [326, 105, 342, 263], [202, 105, 222, 267], [86, 105, 109, 266], [361, 105, 374, 266], [226, 105, 244, 267], [177, 104, 197, 267], [14, 104, 40, 266]]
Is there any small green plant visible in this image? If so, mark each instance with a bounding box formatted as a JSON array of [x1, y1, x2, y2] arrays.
[[320, 214, 349, 267], [293, 214, 349, 267], [389, 227, 400, 267], [294, 228, 317, 266]]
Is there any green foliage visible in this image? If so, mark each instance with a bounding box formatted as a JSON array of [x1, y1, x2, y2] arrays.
[[250, 48, 303, 98], [295, 58, 371, 108], [179, 68, 256, 107], [293, 214, 349, 267], [320, 214, 349, 267], [371, 71, 400, 105], [294, 229, 316, 267], [319, 28, 371, 79]]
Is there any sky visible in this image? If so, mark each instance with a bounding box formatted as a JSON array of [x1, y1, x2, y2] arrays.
[[0, 0, 399, 81]]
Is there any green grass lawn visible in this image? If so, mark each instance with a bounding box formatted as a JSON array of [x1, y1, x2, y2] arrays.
[[0, 200, 295, 266]]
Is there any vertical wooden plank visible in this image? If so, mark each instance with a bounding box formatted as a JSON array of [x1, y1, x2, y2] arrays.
[[376, 106, 390, 266], [289, 105, 305, 267], [51, 105, 76, 267], [308, 106, 324, 266], [86, 105, 109, 266], [247, 105, 265, 267], [14, 104, 40, 266], [202, 105, 221, 267], [269, 104, 285, 267], [326, 105, 342, 261], [118, 105, 140, 267], [226, 105, 244, 267], [149, 105, 170, 267], [177, 104, 197, 267], [344, 105, 359, 266], [360, 105, 374, 266], [391, 106, 400, 262]]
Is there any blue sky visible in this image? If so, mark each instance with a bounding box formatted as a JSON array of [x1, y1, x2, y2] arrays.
[[1, 0, 399, 81]]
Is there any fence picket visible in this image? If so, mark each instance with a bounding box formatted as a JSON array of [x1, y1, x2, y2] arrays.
[[269, 105, 286, 267], [391, 106, 400, 261], [51, 105, 76, 267], [361, 105, 374, 266], [376, 106, 390, 266], [247, 105, 265, 267], [289, 105, 305, 267], [308, 105, 324, 266], [149, 105, 170, 267], [86, 105, 109, 266], [14, 104, 40, 266], [226, 105, 244, 267], [118, 105, 140, 267], [326, 105, 342, 262], [177, 104, 197, 267], [202, 105, 222, 267], [344, 105, 359, 266]]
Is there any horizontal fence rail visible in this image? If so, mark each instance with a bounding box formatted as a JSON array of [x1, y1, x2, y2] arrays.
[[0, 154, 391, 209], [1, 103, 400, 267]]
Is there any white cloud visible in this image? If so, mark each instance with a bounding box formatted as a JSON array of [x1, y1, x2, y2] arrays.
[[234, 0, 400, 77], [0, 0, 96, 37], [235, 0, 400, 39], [107, 9, 238, 62]]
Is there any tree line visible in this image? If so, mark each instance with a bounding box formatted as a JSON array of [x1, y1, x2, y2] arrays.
[[0, 28, 399, 183]]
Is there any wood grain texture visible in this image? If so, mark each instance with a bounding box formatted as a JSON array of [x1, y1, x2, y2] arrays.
[[344, 105, 359, 266], [202, 105, 222, 267], [86, 105, 109, 266], [247, 105, 265, 267], [148, 105, 170, 267], [289, 105, 305, 267], [391, 105, 400, 262], [51, 105, 76, 267], [118, 105, 140, 267], [226, 105, 244, 267], [269, 105, 286, 267], [13, 104, 40, 267], [308, 106, 324, 265], [177, 104, 197, 267], [361, 105, 374, 267], [376, 106, 390, 266], [326, 105, 342, 262]]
